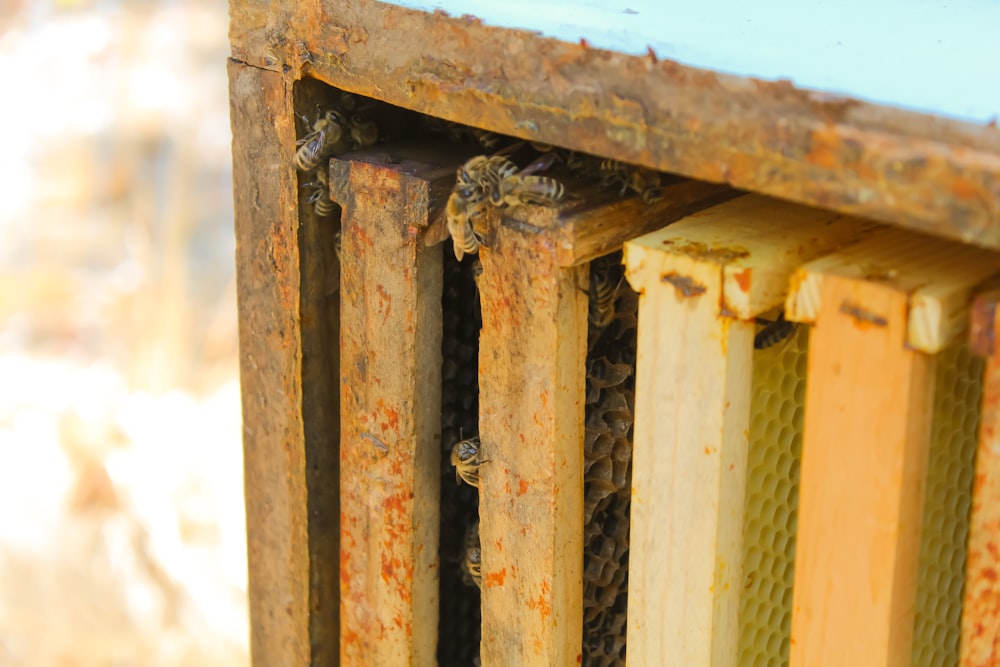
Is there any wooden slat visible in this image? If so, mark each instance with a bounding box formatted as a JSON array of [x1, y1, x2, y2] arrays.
[[624, 247, 753, 665], [476, 182, 720, 665], [622, 196, 873, 663], [551, 180, 739, 267], [230, 61, 340, 666], [788, 276, 934, 666], [332, 147, 448, 666], [786, 227, 1000, 352], [477, 227, 588, 667], [962, 289, 1000, 666]]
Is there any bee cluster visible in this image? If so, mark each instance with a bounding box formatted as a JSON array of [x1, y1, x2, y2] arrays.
[[294, 90, 382, 218], [429, 139, 669, 264], [581, 252, 637, 667]]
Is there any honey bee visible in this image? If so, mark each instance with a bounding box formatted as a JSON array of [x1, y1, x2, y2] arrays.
[[425, 149, 522, 254], [294, 109, 345, 172], [450, 436, 484, 487], [304, 168, 336, 217], [445, 188, 487, 261], [472, 256, 483, 286], [598, 159, 664, 202], [348, 115, 379, 148], [457, 155, 520, 194], [599, 159, 631, 193], [463, 520, 482, 589], [565, 151, 602, 178], [630, 167, 664, 203], [490, 175, 565, 208], [488, 153, 563, 208], [472, 129, 503, 151], [754, 310, 798, 350], [589, 263, 622, 329]]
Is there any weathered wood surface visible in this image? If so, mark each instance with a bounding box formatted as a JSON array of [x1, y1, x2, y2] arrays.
[[787, 227, 1000, 352], [789, 273, 934, 667], [475, 182, 709, 664], [230, 0, 1000, 248], [331, 147, 450, 667], [230, 60, 340, 666], [477, 224, 588, 667], [621, 196, 873, 663], [962, 289, 1000, 666]]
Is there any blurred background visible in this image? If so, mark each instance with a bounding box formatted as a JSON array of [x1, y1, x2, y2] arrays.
[[0, 0, 248, 665]]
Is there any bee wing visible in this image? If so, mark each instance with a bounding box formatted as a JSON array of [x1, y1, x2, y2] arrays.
[[518, 152, 560, 176], [424, 207, 452, 247]]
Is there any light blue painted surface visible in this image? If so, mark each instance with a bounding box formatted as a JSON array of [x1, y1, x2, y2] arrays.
[[391, 0, 1000, 124]]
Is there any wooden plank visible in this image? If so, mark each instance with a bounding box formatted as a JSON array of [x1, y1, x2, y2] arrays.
[[621, 198, 868, 664], [789, 273, 934, 667], [787, 227, 1000, 352], [230, 60, 331, 666], [962, 289, 1000, 666], [642, 194, 880, 318], [476, 222, 588, 667], [332, 147, 447, 666], [230, 0, 1000, 248], [475, 176, 732, 665], [624, 245, 753, 665], [551, 180, 739, 267]]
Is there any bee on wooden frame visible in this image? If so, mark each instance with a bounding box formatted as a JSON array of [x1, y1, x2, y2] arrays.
[[450, 435, 484, 488], [303, 168, 336, 217], [463, 520, 482, 589], [294, 108, 346, 172], [487, 152, 563, 208], [589, 262, 623, 330], [754, 309, 798, 350]]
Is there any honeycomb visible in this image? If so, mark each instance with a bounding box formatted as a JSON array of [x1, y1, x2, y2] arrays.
[[582, 252, 637, 667], [911, 343, 983, 667], [437, 251, 482, 666], [738, 318, 809, 666]]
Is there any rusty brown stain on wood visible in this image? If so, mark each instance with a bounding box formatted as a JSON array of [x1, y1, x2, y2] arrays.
[[961, 301, 1000, 665], [230, 0, 1000, 248], [839, 300, 889, 328], [337, 146, 451, 667], [660, 271, 708, 297], [970, 289, 1000, 357], [229, 60, 314, 667]]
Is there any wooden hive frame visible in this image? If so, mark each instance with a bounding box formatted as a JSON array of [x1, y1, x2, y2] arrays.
[[228, 2, 1000, 665]]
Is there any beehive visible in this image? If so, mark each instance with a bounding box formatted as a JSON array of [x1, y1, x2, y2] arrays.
[[228, 4, 1000, 664]]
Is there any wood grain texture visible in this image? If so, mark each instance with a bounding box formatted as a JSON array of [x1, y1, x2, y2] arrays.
[[229, 60, 314, 667], [229, 0, 1000, 248], [790, 274, 934, 667], [962, 292, 1000, 666], [786, 227, 1000, 352], [634, 194, 879, 318], [335, 153, 445, 666], [623, 241, 754, 665], [477, 218, 588, 667]]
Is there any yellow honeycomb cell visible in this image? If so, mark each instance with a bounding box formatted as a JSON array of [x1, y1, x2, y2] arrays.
[[738, 322, 808, 667], [911, 343, 984, 667]]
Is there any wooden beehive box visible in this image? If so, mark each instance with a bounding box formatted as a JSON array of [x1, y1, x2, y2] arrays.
[[228, 2, 1000, 665]]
